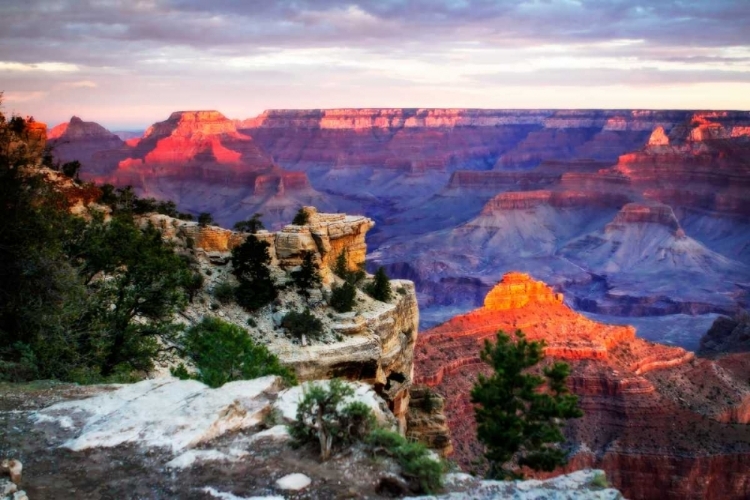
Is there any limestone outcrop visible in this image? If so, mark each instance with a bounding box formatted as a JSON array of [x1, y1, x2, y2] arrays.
[[405, 386, 453, 457], [148, 207, 417, 429], [415, 272, 750, 500]]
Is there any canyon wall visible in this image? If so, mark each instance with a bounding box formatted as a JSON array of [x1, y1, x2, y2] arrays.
[[59, 108, 750, 340], [415, 272, 750, 500]]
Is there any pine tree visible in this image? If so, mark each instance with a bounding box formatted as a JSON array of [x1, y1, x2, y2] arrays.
[[471, 330, 583, 479], [366, 266, 392, 302], [231, 235, 277, 310], [291, 251, 321, 300], [197, 212, 213, 227], [233, 213, 264, 233], [292, 207, 310, 225]]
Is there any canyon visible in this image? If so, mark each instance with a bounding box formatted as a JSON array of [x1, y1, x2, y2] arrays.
[[414, 272, 750, 500], [50, 108, 750, 346]]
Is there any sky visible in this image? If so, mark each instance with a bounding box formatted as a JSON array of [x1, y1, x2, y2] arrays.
[[1, 0, 750, 129]]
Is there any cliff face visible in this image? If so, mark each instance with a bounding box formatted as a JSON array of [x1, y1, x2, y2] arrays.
[[66, 108, 750, 334], [147, 207, 417, 429], [48, 116, 127, 175], [75, 111, 348, 229], [414, 272, 750, 500]]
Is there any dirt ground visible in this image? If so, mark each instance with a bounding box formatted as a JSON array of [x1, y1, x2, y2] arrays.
[[0, 382, 413, 500]]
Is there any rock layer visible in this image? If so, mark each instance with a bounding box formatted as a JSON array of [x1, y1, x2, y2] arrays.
[[414, 272, 750, 500]]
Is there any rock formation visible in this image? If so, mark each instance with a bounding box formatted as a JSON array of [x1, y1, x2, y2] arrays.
[[698, 312, 750, 356], [62, 108, 750, 342], [77, 111, 348, 229], [48, 116, 127, 175], [147, 206, 418, 430], [405, 386, 453, 457], [415, 272, 750, 500]]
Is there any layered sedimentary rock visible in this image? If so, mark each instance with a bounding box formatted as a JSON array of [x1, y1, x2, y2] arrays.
[[148, 207, 417, 428], [86, 111, 341, 228], [48, 116, 127, 175], [405, 386, 453, 457], [415, 272, 750, 500], [698, 313, 750, 356]]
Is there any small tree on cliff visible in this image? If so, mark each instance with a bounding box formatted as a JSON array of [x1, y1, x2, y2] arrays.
[[231, 235, 277, 311], [292, 207, 309, 226], [233, 213, 264, 234], [471, 330, 582, 479], [366, 267, 392, 302], [291, 251, 321, 300], [197, 212, 213, 227]]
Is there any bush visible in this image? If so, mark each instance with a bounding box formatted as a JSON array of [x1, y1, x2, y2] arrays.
[[233, 213, 264, 233], [367, 429, 444, 494], [291, 251, 321, 300], [174, 317, 296, 388], [365, 267, 392, 302], [288, 379, 375, 460], [231, 235, 278, 311], [590, 472, 609, 488], [471, 330, 582, 479], [292, 207, 310, 225], [333, 251, 365, 285], [330, 281, 357, 313], [213, 281, 236, 305], [197, 212, 214, 227], [282, 308, 324, 341]]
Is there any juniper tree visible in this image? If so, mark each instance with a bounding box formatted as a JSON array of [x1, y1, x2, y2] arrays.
[[366, 267, 392, 302], [292, 207, 309, 225], [291, 251, 321, 300], [233, 213, 264, 233], [231, 235, 277, 311], [471, 330, 583, 479]]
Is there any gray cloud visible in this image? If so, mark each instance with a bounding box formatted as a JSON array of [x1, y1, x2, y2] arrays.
[[1, 0, 749, 126]]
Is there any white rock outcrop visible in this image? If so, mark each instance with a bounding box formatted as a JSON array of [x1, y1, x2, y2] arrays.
[[275, 473, 312, 491], [34, 376, 282, 452], [406, 469, 624, 500]]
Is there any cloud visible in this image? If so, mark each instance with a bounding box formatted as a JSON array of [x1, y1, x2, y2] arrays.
[[0, 61, 79, 72], [0, 0, 748, 125]]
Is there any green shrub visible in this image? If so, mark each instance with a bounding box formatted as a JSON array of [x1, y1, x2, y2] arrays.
[[288, 379, 375, 460], [330, 282, 357, 313], [231, 235, 278, 311], [197, 212, 214, 227], [292, 207, 310, 225], [366, 429, 444, 494], [365, 267, 392, 302], [175, 317, 296, 388], [333, 251, 366, 285], [213, 281, 236, 304], [246, 317, 257, 328], [282, 308, 324, 340], [291, 251, 321, 300], [590, 472, 609, 488], [233, 213, 264, 233]]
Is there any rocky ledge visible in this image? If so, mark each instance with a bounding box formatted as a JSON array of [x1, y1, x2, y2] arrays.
[[146, 207, 418, 430]]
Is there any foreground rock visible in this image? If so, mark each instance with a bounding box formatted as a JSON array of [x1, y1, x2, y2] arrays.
[[407, 469, 622, 500], [415, 272, 750, 500]]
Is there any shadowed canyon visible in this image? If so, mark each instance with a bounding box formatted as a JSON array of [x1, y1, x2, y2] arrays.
[[51, 108, 750, 348]]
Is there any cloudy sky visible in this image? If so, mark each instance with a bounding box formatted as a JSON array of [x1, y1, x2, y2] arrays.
[[2, 0, 750, 129]]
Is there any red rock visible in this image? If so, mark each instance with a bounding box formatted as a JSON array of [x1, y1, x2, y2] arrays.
[[415, 272, 750, 500]]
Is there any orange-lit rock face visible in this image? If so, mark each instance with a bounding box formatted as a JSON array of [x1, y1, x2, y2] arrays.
[[483, 272, 563, 310], [415, 272, 750, 500]]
